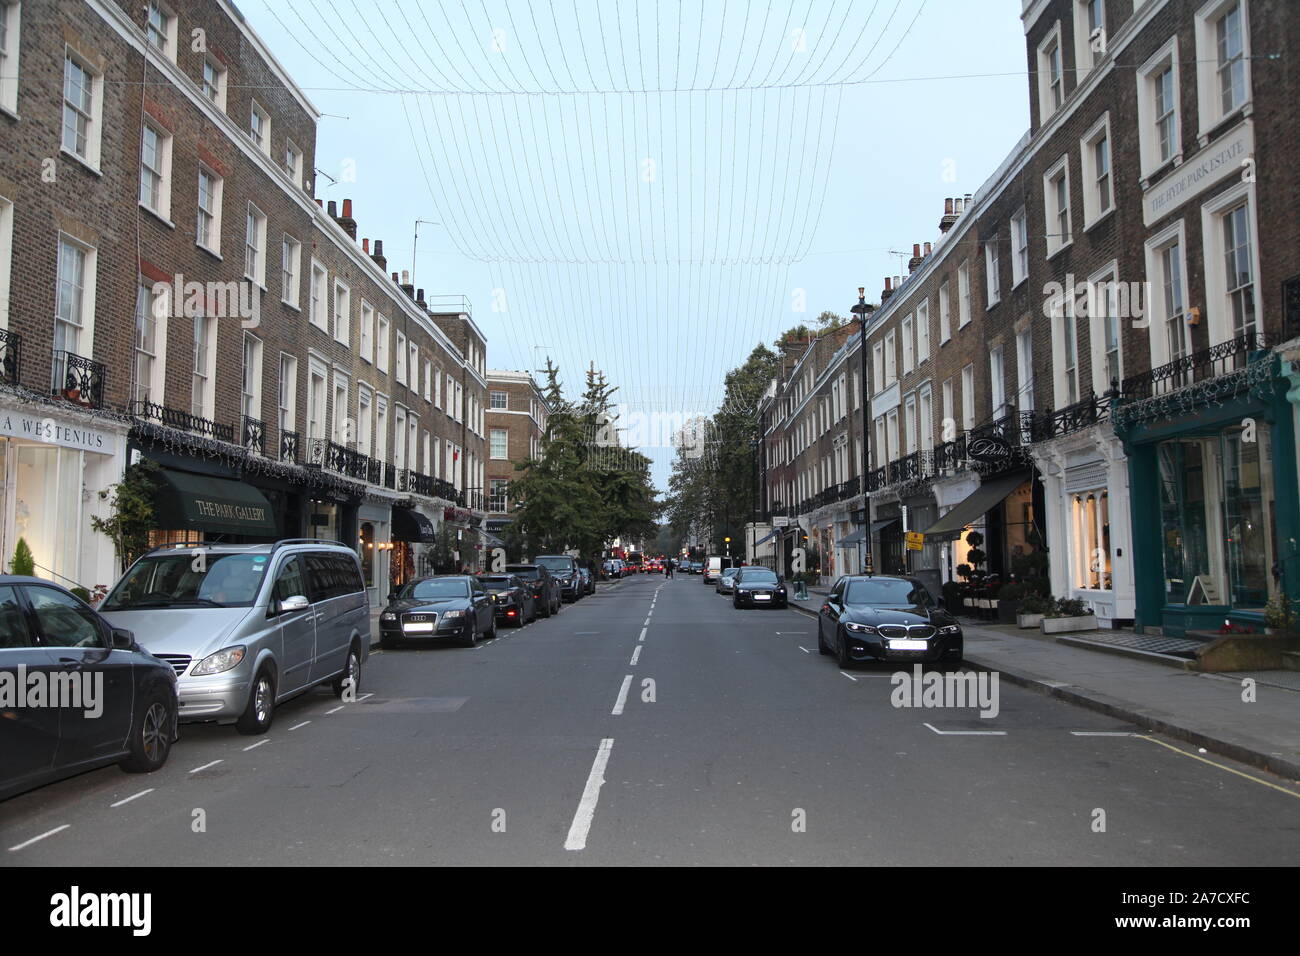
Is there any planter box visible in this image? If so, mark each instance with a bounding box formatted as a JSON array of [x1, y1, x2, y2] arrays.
[[1041, 614, 1098, 634], [998, 598, 1022, 624], [1017, 613, 1044, 629]]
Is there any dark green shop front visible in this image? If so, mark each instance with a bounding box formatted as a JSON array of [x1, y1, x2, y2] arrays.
[[151, 468, 279, 539], [1119, 360, 1299, 637]]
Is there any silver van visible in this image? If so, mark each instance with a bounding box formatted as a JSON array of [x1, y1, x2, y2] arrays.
[[98, 539, 369, 734]]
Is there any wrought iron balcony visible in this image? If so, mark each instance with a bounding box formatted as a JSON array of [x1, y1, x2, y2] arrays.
[[52, 350, 105, 409], [0, 329, 19, 384], [131, 401, 234, 443], [933, 435, 967, 473], [1119, 331, 1268, 401], [280, 429, 299, 463], [1025, 392, 1109, 442], [433, 477, 458, 502], [866, 464, 889, 493], [241, 416, 265, 455]]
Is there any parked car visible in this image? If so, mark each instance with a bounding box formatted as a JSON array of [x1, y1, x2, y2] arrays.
[[703, 556, 733, 584], [100, 539, 368, 735], [817, 575, 963, 668], [380, 575, 496, 648], [536, 555, 583, 602], [0, 576, 180, 801], [577, 567, 596, 595], [688, 562, 703, 575], [506, 564, 562, 617], [731, 567, 788, 609], [715, 566, 741, 594], [477, 573, 536, 626]]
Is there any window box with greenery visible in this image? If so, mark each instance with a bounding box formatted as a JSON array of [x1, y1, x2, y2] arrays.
[[1040, 597, 1098, 634]]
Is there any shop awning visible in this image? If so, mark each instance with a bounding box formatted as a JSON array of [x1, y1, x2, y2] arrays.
[[478, 528, 506, 547], [870, 518, 900, 534], [838, 527, 866, 546], [754, 529, 779, 546], [151, 469, 278, 537], [921, 471, 1029, 540], [392, 507, 438, 543]]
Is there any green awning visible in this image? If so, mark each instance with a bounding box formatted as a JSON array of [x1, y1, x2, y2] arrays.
[[151, 469, 278, 537], [921, 471, 1030, 540]]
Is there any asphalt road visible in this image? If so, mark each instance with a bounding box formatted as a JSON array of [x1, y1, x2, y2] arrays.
[[4, 574, 1298, 865]]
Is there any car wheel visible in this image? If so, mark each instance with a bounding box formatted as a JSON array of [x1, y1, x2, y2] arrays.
[[817, 624, 832, 656], [733, 596, 741, 609], [459, 618, 478, 648], [332, 642, 362, 699], [120, 691, 174, 773], [236, 667, 276, 735], [836, 628, 852, 669], [485, 616, 497, 640]]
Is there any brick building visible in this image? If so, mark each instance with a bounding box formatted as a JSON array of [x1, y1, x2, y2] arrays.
[[759, 0, 1300, 635], [0, 0, 486, 602], [484, 369, 548, 552]]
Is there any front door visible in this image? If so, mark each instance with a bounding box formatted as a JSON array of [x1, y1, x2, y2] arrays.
[[270, 555, 315, 695]]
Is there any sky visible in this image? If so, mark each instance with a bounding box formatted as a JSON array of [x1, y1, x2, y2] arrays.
[[243, 0, 1030, 490]]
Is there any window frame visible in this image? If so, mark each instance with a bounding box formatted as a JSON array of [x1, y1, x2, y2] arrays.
[[196, 165, 223, 255], [1080, 112, 1114, 230], [1042, 154, 1073, 258], [1194, 0, 1251, 143], [1136, 38, 1183, 181]]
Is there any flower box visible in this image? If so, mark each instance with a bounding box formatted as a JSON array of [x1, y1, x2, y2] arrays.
[[1041, 614, 1098, 634], [1017, 613, 1044, 629]]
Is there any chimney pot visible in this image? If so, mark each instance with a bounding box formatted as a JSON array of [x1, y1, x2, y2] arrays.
[[375, 240, 384, 256], [342, 198, 353, 219], [315, 198, 323, 208], [885, 277, 892, 291], [912, 243, 921, 257], [362, 238, 370, 253], [392, 272, 400, 282], [327, 200, 338, 217], [945, 198, 954, 215], [924, 241, 932, 255], [401, 270, 410, 284]]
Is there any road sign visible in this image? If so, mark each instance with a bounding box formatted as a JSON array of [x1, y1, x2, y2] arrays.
[[772, 516, 790, 528], [905, 531, 924, 551]]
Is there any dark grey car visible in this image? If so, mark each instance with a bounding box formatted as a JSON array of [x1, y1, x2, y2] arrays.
[[379, 576, 496, 648]]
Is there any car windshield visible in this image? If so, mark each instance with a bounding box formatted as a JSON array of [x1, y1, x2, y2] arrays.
[[535, 557, 573, 572], [844, 579, 932, 607], [739, 569, 778, 585], [508, 567, 540, 580], [478, 577, 513, 588], [102, 552, 271, 609], [401, 579, 469, 600]]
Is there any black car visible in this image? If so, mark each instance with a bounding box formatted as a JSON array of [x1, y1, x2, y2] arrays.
[[506, 564, 562, 617], [477, 573, 536, 626], [379, 575, 496, 648], [817, 575, 963, 668], [577, 567, 596, 595], [0, 576, 179, 801], [731, 567, 788, 608], [535, 555, 582, 602]]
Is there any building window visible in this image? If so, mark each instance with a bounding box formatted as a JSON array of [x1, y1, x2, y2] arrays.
[[278, 354, 297, 433], [284, 140, 302, 184], [490, 390, 508, 410], [359, 301, 374, 362], [54, 237, 92, 391], [375, 396, 388, 462], [489, 479, 509, 513], [915, 301, 930, 364], [356, 385, 372, 456], [1037, 23, 1065, 121], [939, 281, 951, 342], [1081, 114, 1113, 228], [1196, 0, 1250, 136], [146, 2, 176, 60], [139, 120, 171, 218], [408, 342, 419, 393], [306, 363, 327, 442], [249, 100, 270, 153], [1137, 40, 1181, 178], [196, 167, 222, 253], [376, 315, 390, 373], [1072, 491, 1112, 590], [191, 314, 215, 420], [332, 376, 350, 445], [1010, 209, 1028, 286], [1073, 0, 1106, 77], [241, 332, 262, 421], [245, 204, 266, 285], [62, 54, 101, 167], [958, 261, 971, 327], [200, 56, 226, 109], [393, 407, 407, 469], [918, 385, 933, 451], [903, 396, 917, 455], [134, 281, 161, 404], [1051, 298, 1080, 408], [395, 331, 407, 385], [871, 342, 884, 390], [1220, 201, 1256, 340], [0, 196, 12, 330], [990, 346, 1006, 416], [309, 261, 328, 331], [901, 315, 914, 374], [960, 364, 975, 431], [275, 235, 299, 308], [423, 359, 432, 401], [332, 279, 350, 346], [1145, 223, 1191, 379], [1043, 156, 1072, 256], [884, 331, 896, 386], [941, 380, 954, 439], [1016, 327, 1034, 414], [0, 2, 21, 115], [490, 427, 508, 459], [985, 236, 1000, 306]]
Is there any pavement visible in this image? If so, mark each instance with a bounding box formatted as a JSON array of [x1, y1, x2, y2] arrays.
[[3, 572, 1297, 865], [787, 589, 1300, 780]]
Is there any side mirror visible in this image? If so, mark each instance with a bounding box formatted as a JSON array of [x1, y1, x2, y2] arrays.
[[388, 591, 399, 602], [278, 594, 310, 614], [111, 627, 136, 650]]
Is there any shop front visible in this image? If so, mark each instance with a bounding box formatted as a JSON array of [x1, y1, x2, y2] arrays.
[[921, 469, 1041, 587], [0, 402, 127, 591], [147, 466, 279, 542], [1119, 369, 1299, 635], [391, 505, 438, 589]]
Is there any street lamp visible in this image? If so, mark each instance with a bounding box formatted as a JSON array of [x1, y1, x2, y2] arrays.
[[850, 287, 876, 576]]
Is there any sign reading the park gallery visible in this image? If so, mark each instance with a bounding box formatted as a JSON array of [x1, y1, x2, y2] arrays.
[[1143, 120, 1254, 226], [0, 410, 115, 454], [194, 498, 268, 526]]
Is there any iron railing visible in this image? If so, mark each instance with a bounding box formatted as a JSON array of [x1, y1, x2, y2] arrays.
[[280, 429, 299, 463], [53, 350, 105, 409], [1119, 332, 1267, 401], [241, 415, 265, 455], [131, 400, 233, 442], [0, 329, 19, 385]]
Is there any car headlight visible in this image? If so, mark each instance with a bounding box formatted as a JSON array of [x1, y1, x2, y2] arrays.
[[381, 612, 397, 622], [191, 645, 246, 676], [844, 622, 878, 635], [442, 609, 466, 620], [777, 587, 786, 595], [938, 624, 960, 635]]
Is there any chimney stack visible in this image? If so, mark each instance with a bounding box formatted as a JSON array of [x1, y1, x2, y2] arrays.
[[362, 238, 369, 254], [399, 269, 415, 299], [924, 241, 932, 256], [416, 288, 427, 308], [881, 276, 894, 302], [371, 239, 387, 271], [327, 200, 338, 218], [337, 198, 357, 240], [908, 242, 923, 273], [939, 197, 958, 233]]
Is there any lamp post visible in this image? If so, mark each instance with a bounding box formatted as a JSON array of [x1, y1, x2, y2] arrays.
[[850, 287, 875, 576]]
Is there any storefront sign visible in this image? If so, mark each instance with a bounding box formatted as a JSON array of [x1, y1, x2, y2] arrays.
[[0, 410, 114, 454], [1143, 120, 1254, 226]]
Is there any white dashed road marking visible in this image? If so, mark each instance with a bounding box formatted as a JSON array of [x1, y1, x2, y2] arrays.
[[8, 825, 70, 852], [110, 789, 154, 808], [189, 759, 224, 774], [923, 723, 1006, 736], [611, 675, 633, 715]]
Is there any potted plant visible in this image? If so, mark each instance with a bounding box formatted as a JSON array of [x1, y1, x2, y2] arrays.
[[1264, 592, 1297, 636], [941, 580, 966, 615], [10, 537, 34, 576], [1041, 596, 1099, 634], [1017, 591, 1050, 629]]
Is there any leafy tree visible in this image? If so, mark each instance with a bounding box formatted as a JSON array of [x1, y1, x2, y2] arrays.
[[90, 459, 159, 571]]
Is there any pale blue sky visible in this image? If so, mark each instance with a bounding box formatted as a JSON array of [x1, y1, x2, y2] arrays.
[[245, 0, 1030, 489]]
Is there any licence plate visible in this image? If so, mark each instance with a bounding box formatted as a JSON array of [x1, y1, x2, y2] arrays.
[[403, 622, 434, 633], [754, 594, 771, 601], [889, 639, 928, 650]]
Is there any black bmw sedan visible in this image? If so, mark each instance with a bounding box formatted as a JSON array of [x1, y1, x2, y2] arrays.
[[731, 567, 788, 608], [817, 575, 962, 668], [379, 576, 496, 648], [476, 573, 536, 626]]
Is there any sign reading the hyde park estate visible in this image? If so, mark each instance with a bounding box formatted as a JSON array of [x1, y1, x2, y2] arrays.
[[1143, 120, 1254, 226]]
